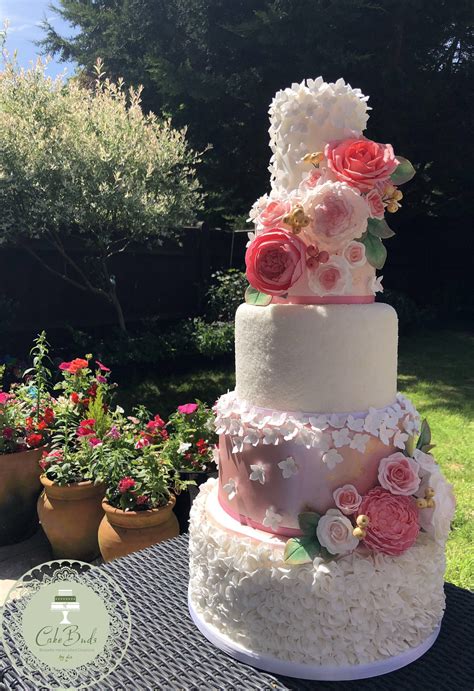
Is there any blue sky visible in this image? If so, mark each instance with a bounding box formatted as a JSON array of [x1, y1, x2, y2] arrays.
[[1, 0, 76, 78]]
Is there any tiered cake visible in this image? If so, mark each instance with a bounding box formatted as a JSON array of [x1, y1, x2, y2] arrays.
[[188, 78, 455, 680]]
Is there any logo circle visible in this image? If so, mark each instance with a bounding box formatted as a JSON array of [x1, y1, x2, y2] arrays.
[[1, 560, 131, 688]]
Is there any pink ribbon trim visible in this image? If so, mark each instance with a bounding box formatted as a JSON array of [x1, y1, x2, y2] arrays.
[[272, 295, 375, 305], [218, 492, 302, 538]]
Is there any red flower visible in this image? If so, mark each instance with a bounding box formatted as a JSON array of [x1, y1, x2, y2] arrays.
[[136, 495, 149, 506], [43, 407, 55, 425], [26, 433, 43, 448], [70, 392, 80, 404], [196, 438, 208, 455], [96, 360, 111, 372], [37, 420, 47, 431], [160, 428, 169, 441], [2, 427, 13, 440], [118, 477, 136, 494], [77, 419, 96, 437], [25, 416, 34, 430], [59, 358, 89, 374], [87, 383, 98, 398], [39, 458, 50, 471]]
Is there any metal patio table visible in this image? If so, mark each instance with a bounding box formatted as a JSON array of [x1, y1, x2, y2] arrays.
[[0, 534, 472, 690]]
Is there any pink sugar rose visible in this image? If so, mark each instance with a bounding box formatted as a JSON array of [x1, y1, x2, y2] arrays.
[[308, 255, 351, 296], [257, 199, 292, 228], [343, 241, 366, 267], [366, 188, 385, 219], [245, 229, 306, 295], [333, 484, 362, 515], [378, 452, 421, 496], [359, 487, 419, 556], [325, 138, 398, 193], [316, 508, 359, 555], [305, 181, 369, 249]]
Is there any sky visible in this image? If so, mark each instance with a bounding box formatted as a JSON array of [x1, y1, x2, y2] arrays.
[[0, 0, 76, 78]]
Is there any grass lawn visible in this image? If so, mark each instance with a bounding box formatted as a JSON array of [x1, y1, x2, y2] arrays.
[[120, 328, 473, 590]]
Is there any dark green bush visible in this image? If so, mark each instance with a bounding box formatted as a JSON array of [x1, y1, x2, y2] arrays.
[[204, 269, 247, 321]]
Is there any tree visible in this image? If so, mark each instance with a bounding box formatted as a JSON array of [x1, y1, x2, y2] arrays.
[[40, 0, 473, 226], [0, 54, 202, 331]]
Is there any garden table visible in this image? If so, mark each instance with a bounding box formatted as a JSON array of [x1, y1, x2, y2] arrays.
[[0, 534, 472, 690]]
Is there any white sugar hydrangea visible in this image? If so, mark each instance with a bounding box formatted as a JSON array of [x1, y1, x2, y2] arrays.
[[268, 77, 370, 193]]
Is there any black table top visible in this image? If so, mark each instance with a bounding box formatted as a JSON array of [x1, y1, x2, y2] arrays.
[[0, 534, 473, 690]]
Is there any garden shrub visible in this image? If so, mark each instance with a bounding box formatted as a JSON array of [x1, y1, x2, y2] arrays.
[[204, 269, 247, 322]]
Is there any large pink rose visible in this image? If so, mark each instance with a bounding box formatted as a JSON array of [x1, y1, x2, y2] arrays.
[[359, 487, 419, 556], [245, 229, 305, 295], [378, 452, 421, 496], [325, 138, 398, 193], [257, 199, 291, 229]]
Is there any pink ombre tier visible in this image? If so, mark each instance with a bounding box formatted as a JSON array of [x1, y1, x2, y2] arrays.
[[218, 434, 399, 536]]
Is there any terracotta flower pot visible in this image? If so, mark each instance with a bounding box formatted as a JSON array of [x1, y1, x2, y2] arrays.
[[98, 495, 179, 562], [37, 476, 105, 561], [0, 447, 43, 545]]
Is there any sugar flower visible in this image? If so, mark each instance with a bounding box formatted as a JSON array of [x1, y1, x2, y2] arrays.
[[317, 508, 359, 555]]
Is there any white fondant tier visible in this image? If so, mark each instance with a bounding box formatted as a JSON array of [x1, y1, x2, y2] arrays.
[[189, 480, 446, 669], [235, 302, 398, 413]]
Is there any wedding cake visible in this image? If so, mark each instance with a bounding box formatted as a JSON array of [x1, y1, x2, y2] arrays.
[[188, 78, 455, 680]]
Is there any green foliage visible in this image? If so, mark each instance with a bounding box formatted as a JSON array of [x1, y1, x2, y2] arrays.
[[205, 269, 247, 321], [161, 400, 218, 473], [360, 232, 387, 269], [40, 0, 473, 223], [367, 218, 395, 240], [0, 54, 202, 329], [192, 318, 235, 358]]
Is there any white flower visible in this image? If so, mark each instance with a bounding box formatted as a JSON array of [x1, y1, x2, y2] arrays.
[[329, 414, 347, 429], [332, 427, 351, 448], [115, 405, 124, 414], [228, 419, 244, 436], [403, 415, 418, 435], [243, 428, 261, 446], [262, 427, 281, 445], [262, 506, 283, 532], [347, 415, 365, 432], [304, 181, 370, 249], [350, 433, 371, 453], [281, 421, 299, 441], [296, 426, 314, 449], [378, 423, 395, 446], [308, 414, 328, 431], [223, 478, 237, 501], [312, 431, 331, 452], [308, 255, 352, 296], [232, 437, 244, 453], [369, 274, 384, 294], [249, 462, 266, 485], [316, 508, 359, 555], [413, 449, 439, 478], [393, 429, 409, 450], [278, 456, 299, 479], [268, 411, 288, 426], [364, 407, 385, 436], [322, 449, 344, 470], [178, 441, 192, 455], [418, 472, 456, 544]]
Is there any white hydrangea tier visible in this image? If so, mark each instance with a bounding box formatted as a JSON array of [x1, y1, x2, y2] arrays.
[[189, 479, 446, 677]]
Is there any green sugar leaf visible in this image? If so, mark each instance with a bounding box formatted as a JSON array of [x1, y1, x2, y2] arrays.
[[391, 156, 416, 185], [284, 536, 321, 565], [360, 232, 387, 269], [367, 217, 396, 239], [244, 285, 272, 306]]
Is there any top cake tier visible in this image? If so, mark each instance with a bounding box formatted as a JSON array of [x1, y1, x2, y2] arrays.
[[245, 78, 415, 305]]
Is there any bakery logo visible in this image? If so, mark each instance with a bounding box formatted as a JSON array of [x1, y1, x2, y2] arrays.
[[0, 560, 131, 687]]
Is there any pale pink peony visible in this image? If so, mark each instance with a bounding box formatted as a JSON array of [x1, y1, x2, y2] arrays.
[[366, 188, 385, 219], [343, 240, 366, 267], [316, 508, 359, 555], [308, 255, 351, 296], [245, 229, 306, 295], [359, 487, 419, 556], [333, 484, 362, 515], [378, 452, 421, 496], [257, 199, 291, 229], [305, 181, 369, 249], [325, 138, 398, 193]]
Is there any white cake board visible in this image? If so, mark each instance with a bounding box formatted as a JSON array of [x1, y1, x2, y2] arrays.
[[188, 593, 440, 681]]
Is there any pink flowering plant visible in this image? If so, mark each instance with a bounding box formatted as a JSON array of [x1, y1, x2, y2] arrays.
[[0, 332, 54, 455], [161, 400, 218, 474]]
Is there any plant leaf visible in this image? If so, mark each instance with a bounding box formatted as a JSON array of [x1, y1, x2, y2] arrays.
[[421, 443, 436, 454], [416, 419, 432, 450], [391, 156, 416, 185], [244, 285, 272, 306], [284, 536, 321, 565], [367, 217, 395, 239], [360, 232, 387, 269], [298, 511, 320, 535]]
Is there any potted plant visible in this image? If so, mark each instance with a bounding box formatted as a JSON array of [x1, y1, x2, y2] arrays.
[[0, 333, 53, 544], [37, 356, 117, 561], [161, 401, 218, 533], [97, 408, 182, 562]]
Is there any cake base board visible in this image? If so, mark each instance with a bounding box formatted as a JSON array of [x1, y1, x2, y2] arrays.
[[188, 592, 440, 681]]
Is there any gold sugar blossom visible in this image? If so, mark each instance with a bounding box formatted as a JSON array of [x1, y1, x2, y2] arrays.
[[283, 204, 310, 234], [303, 151, 324, 166], [416, 486, 435, 510], [381, 183, 403, 213], [352, 514, 370, 540]]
